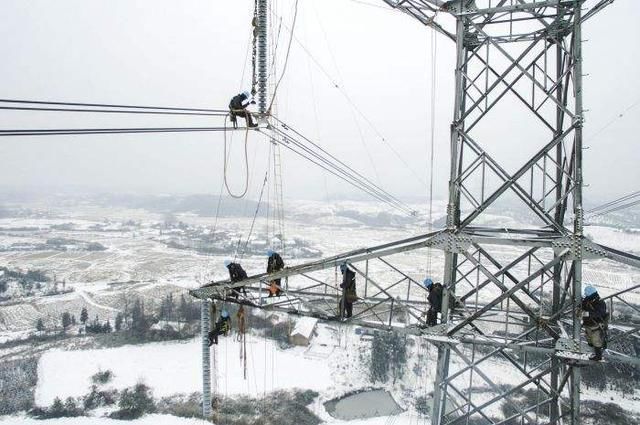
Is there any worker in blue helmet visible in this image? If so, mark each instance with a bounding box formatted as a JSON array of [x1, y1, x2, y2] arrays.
[[424, 277, 443, 327], [581, 285, 608, 361], [266, 249, 285, 297], [225, 260, 248, 299], [208, 309, 232, 346], [229, 90, 258, 128], [339, 262, 357, 319]]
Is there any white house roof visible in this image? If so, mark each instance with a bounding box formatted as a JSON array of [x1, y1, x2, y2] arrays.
[[291, 317, 318, 338]]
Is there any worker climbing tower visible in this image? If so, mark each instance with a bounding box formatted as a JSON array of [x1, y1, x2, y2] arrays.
[[193, 1, 639, 424]]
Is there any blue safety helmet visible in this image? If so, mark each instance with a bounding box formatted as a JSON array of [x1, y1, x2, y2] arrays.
[[583, 285, 597, 298], [224, 259, 232, 267], [340, 263, 348, 273], [221, 310, 229, 318], [267, 249, 275, 257], [423, 278, 434, 288]]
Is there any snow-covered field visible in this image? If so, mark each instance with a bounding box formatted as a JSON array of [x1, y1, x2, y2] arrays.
[[35, 336, 332, 406], [2, 199, 640, 424]]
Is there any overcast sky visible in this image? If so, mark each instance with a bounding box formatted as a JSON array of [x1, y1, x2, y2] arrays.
[[0, 0, 638, 207]]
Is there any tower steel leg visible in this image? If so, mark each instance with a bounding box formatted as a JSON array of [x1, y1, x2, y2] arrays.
[[201, 300, 211, 418]]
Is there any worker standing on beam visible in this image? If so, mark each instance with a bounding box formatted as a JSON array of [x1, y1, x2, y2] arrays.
[[339, 263, 357, 319], [266, 249, 284, 297], [229, 90, 258, 128], [581, 285, 608, 361], [424, 278, 444, 326], [224, 259, 248, 299]]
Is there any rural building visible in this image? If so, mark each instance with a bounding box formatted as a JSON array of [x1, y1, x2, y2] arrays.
[[289, 317, 317, 346]]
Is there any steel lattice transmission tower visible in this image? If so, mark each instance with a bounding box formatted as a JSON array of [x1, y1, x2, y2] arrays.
[[193, 1, 640, 424]]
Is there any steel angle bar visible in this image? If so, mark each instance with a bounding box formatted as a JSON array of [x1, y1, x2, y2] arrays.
[[471, 49, 557, 132], [350, 297, 392, 325], [459, 35, 544, 122], [447, 346, 542, 425], [596, 243, 640, 270], [534, 65, 574, 114], [350, 264, 424, 322], [608, 324, 640, 344], [460, 125, 576, 229], [455, 152, 484, 185], [494, 396, 556, 425], [464, 48, 557, 133], [465, 226, 559, 236], [449, 251, 569, 335], [377, 257, 428, 289], [367, 276, 408, 299], [581, 0, 616, 24], [446, 383, 496, 425], [443, 326, 554, 389], [471, 22, 576, 118], [473, 244, 543, 305], [190, 230, 444, 298], [600, 283, 640, 303], [381, 0, 455, 40], [458, 247, 539, 302], [459, 132, 564, 230], [459, 184, 481, 209], [459, 0, 575, 17]]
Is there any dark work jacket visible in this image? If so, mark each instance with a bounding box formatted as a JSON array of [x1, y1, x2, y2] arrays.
[[229, 93, 250, 110], [582, 293, 608, 326], [340, 269, 356, 297], [428, 283, 444, 312], [227, 263, 248, 283], [215, 316, 231, 333], [267, 253, 285, 273]]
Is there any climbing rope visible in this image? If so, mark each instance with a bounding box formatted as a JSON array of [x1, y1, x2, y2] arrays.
[[223, 115, 251, 199], [236, 305, 247, 380], [239, 170, 269, 258]]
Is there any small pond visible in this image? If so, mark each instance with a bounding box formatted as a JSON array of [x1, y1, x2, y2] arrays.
[[325, 389, 403, 420]]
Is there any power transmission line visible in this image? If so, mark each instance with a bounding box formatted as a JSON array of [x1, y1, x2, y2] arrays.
[[0, 98, 227, 113]]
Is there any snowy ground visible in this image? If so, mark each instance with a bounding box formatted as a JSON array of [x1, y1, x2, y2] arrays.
[[0, 414, 425, 425], [2, 200, 640, 423], [35, 335, 332, 406]]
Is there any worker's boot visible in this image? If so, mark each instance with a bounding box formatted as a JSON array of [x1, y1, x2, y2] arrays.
[[247, 114, 258, 128], [590, 348, 603, 361]]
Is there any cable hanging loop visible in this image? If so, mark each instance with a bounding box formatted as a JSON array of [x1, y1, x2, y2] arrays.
[[223, 115, 250, 199]]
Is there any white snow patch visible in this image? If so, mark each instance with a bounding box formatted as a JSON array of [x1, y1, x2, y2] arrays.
[[0, 414, 206, 425], [35, 336, 331, 406]]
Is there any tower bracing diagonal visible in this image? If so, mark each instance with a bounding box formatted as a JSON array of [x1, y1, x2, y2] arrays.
[[190, 1, 640, 424]]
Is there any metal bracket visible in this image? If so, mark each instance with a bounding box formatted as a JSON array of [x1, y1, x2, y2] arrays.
[[421, 324, 459, 347], [555, 338, 593, 363], [546, 18, 572, 40], [431, 232, 473, 254], [552, 236, 607, 260], [444, 0, 477, 13], [464, 31, 481, 49]]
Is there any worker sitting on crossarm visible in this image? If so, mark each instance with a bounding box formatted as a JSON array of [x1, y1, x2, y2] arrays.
[[229, 90, 258, 128], [266, 249, 285, 297], [208, 310, 231, 346], [339, 263, 357, 319], [224, 259, 248, 299], [581, 285, 608, 361], [424, 278, 444, 326]]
